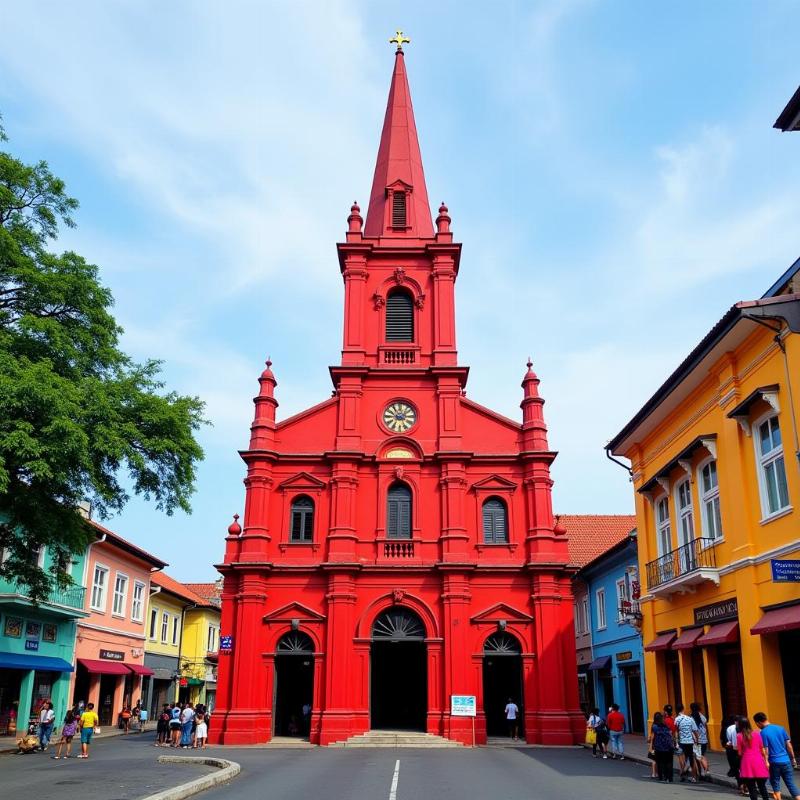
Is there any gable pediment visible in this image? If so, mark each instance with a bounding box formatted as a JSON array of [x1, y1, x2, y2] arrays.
[[262, 601, 326, 624], [386, 178, 413, 193], [277, 472, 326, 491], [470, 602, 533, 625], [470, 475, 517, 492]]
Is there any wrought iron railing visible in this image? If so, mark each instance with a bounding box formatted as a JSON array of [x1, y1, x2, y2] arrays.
[[8, 583, 86, 610], [646, 538, 716, 589], [384, 541, 415, 558]]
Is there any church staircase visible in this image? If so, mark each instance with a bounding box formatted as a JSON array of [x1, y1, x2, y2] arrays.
[[328, 730, 464, 748]]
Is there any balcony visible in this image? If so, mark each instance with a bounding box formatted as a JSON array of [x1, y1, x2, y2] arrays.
[[46, 585, 86, 610], [646, 538, 719, 597], [379, 345, 419, 366], [383, 540, 415, 558], [0, 583, 87, 617]]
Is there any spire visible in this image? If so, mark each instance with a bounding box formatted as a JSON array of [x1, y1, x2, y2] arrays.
[[520, 358, 549, 450], [364, 48, 433, 238], [249, 358, 278, 449]]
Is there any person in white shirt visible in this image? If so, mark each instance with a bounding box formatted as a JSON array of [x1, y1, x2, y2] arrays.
[[38, 701, 56, 750], [674, 704, 699, 783], [180, 703, 195, 748], [505, 698, 520, 741]]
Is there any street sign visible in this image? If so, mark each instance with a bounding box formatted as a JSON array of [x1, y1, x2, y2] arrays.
[[451, 695, 476, 717], [25, 639, 39, 651], [220, 635, 233, 652], [771, 559, 800, 583]]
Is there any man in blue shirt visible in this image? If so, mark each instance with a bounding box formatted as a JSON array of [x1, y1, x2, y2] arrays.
[[754, 712, 799, 800]]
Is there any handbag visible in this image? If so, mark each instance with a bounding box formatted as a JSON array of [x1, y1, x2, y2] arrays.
[[586, 728, 597, 745], [647, 750, 656, 760], [94, 727, 101, 735]]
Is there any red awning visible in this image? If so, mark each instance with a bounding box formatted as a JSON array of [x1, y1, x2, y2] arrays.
[[751, 605, 800, 636], [126, 663, 154, 676], [697, 621, 739, 647], [673, 627, 705, 650], [78, 658, 130, 675], [644, 632, 676, 651]]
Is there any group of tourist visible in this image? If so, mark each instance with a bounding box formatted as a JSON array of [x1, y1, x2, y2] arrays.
[[586, 703, 628, 760], [34, 700, 101, 759], [155, 701, 210, 749]]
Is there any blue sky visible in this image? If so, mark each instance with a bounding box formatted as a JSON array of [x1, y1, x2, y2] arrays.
[[2, 1, 799, 581]]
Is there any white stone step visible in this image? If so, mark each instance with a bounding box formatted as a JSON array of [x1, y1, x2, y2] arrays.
[[329, 730, 464, 748]]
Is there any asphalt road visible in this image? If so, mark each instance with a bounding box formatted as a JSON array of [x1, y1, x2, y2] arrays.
[[2, 734, 742, 800]]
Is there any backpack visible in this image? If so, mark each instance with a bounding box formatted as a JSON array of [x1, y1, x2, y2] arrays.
[[595, 717, 607, 733]]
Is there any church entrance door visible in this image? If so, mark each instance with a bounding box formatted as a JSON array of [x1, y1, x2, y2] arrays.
[[482, 632, 524, 738], [370, 607, 427, 731], [273, 632, 314, 738]]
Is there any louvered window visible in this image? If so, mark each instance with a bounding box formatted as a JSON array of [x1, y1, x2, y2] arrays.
[[290, 495, 314, 542], [387, 483, 412, 539], [385, 291, 414, 342], [482, 498, 508, 544], [392, 191, 407, 227]]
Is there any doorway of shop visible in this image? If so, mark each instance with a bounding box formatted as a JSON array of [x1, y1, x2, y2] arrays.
[[98, 674, 116, 726], [622, 666, 644, 733], [370, 607, 427, 731], [482, 632, 523, 738], [273, 632, 314, 738]]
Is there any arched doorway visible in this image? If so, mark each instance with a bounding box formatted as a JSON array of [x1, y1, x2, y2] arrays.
[[274, 631, 314, 738], [482, 631, 524, 738], [370, 607, 427, 730]]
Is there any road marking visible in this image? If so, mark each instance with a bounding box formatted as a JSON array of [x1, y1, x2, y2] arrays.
[[389, 758, 400, 800]]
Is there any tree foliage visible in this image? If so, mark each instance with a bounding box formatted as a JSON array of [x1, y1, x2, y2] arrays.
[[0, 116, 205, 601]]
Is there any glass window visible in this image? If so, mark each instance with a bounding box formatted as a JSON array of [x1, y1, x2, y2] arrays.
[[675, 478, 695, 546], [656, 497, 672, 556], [112, 573, 128, 616], [149, 607, 158, 639], [616, 578, 629, 623], [91, 565, 108, 611], [757, 415, 790, 516], [131, 581, 145, 622], [172, 616, 179, 646], [482, 497, 508, 544], [207, 625, 218, 652], [596, 588, 607, 629], [290, 496, 314, 543], [699, 460, 723, 541], [581, 596, 589, 634], [161, 611, 169, 643]]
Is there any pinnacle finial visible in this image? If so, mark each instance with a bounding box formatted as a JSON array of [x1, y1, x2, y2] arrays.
[[527, 357, 533, 370], [389, 30, 410, 51], [266, 356, 272, 369]]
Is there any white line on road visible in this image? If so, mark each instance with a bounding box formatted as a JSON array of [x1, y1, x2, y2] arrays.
[[389, 758, 400, 800]]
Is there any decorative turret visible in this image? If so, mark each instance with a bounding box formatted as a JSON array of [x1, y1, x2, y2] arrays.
[[435, 202, 452, 242], [346, 201, 363, 241], [520, 358, 549, 451], [227, 513, 242, 537], [249, 358, 278, 449]]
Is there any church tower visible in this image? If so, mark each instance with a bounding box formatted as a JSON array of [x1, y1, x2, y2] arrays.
[[211, 40, 584, 747]]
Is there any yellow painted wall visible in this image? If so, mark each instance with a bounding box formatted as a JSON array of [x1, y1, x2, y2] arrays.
[[180, 606, 220, 703], [144, 590, 185, 659], [622, 321, 800, 749]]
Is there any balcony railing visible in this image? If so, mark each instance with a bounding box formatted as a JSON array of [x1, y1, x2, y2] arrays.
[[646, 538, 716, 590], [46, 585, 86, 610], [379, 346, 419, 366], [384, 541, 415, 558]]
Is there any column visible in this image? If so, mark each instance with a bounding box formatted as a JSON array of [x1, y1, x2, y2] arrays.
[[326, 464, 360, 562], [438, 460, 468, 562], [19, 669, 35, 731], [441, 571, 472, 744], [210, 572, 239, 741], [341, 259, 368, 365], [51, 672, 71, 729], [431, 254, 457, 366], [426, 640, 444, 736]]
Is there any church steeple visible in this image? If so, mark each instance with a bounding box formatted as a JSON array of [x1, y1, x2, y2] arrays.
[[363, 48, 433, 239]]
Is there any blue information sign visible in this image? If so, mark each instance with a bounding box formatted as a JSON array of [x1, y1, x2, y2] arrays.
[[451, 695, 476, 717], [25, 639, 39, 651], [220, 635, 233, 652], [771, 559, 800, 583]]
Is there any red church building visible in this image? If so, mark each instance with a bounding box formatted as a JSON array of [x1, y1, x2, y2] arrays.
[[211, 45, 584, 747]]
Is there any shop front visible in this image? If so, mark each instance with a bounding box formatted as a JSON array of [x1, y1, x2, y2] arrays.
[[142, 652, 178, 719]]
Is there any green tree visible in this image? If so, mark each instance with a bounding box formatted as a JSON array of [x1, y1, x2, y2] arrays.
[[0, 117, 205, 602]]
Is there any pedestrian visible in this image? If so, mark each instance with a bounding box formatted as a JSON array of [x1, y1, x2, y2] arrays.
[[691, 702, 710, 778], [674, 703, 699, 783], [722, 715, 748, 796], [302, 702, 311, 736], [194, 710, 208, 749], [132, 700, 142, 733], [594, 711, 610, 759], [586, 707, 605, 758], [607, 703, 626, 760], [77, 702, 99, 759], [51, 709, 79, 759], [504, 697, 519, 741], [180, 702, 195, 748], [120, 704, 131, 734], [38, 701, 55, 751], [753, 711, 800, 800], [169, 703, 182, 747], [738, 716, 770, 800], [156, 704, 170, 746], [649, 711, 675, 783]]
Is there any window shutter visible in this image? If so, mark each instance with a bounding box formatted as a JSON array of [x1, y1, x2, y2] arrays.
[[482, 504, 494, 543], [290, 497, 314, 542], [387, 484, 411, 539], [483, 498, 507, 543], [387, 500, 399, 538], [392, 192, 407, 227], [385, 292, 414, 342]]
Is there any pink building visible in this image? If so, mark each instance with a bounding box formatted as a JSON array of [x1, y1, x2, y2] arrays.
[[72, 523, 166, 725]]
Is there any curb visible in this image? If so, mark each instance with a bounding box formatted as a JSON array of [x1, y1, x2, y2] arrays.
[[138, 755, 241, 800]]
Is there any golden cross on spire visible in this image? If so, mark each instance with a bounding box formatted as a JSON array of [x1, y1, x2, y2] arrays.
[[389, 30, 410, 51]]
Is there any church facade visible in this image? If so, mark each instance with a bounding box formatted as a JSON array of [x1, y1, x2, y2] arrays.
[[211, 47, 584, 747]]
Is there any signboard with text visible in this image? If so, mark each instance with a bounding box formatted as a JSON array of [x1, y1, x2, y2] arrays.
[[694, 598, 738, 625], [771, 559, 800, 583], [451, 695, 476, 717], [99, 649, 125, 661], [220, 635, 233, 652], [25, 639, 39, 651]]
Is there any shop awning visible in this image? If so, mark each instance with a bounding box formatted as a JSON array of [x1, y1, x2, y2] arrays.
[[78, 658, 130, 675], [587, 656, 612, 671], [0, 652, 74, 672], [751, 604, 800, 636], [673, 628, 704, 650], [644, 632, 676, 651], [697, 621, 739, 647], [126, 663, 154, 676]]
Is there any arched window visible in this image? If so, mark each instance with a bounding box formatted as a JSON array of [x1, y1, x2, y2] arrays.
[[387, 483, 412, 539], [385, 291, 414, 342], [276, 631, 314, 653], [482, 497, 508, 544], [483, 631, 521, 655], [372, 607, 425, 640], [290, 496, 314, 542]]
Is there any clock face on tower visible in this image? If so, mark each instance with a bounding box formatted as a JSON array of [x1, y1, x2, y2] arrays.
[[383, 402, 417, 433]]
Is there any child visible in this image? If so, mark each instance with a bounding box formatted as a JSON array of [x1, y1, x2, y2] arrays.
[[51, 709, 79, 759], [193, 711, 208, 749]]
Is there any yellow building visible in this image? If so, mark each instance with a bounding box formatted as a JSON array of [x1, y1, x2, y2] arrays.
[[608, 262, 800, 750], [179, 582, 221, 711]]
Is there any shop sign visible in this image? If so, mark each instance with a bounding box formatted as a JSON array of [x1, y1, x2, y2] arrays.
[[451, 695, 476, 717], [616, 651, 633, 662], [220, 635, 233, 652], [179, 677, 188, 687], [25, 639, 39, 651], [771, 559, 800, 583], [694, 598, 738, 625], [99, 649, 125, 661]]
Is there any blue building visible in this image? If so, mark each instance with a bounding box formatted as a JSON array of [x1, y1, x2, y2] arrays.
[[577, 530, 647, 734]]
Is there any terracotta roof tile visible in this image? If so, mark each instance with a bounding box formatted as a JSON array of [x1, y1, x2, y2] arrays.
[[151, 573, 206, 604], [184, 582, 222, 608], [558, 514, 637, 569]]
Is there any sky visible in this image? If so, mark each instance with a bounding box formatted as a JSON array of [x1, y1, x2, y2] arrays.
[[2, 1, 799, 581]]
